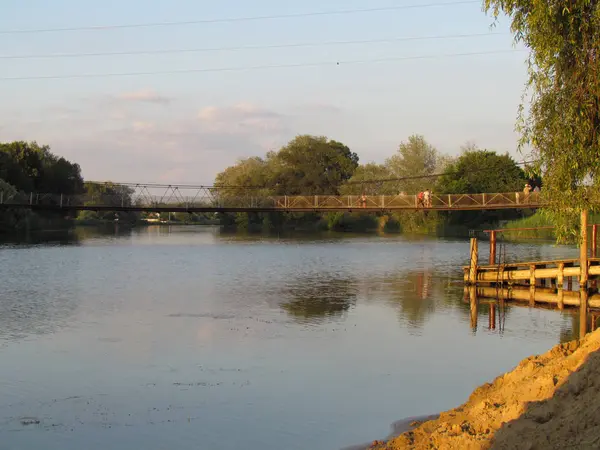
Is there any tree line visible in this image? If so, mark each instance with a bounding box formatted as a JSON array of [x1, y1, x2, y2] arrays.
[[0, 135, 538, 234], [214, 134, 535, 233]]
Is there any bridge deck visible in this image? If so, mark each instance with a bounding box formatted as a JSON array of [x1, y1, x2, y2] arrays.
[[0, 191, 542, 212]]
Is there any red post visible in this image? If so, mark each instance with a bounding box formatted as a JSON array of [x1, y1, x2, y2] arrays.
[[592, 224, 597, 258]]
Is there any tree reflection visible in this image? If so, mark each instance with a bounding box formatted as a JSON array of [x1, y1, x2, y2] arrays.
[[369, 271, 453, 332], [279, 276, 358, 323]]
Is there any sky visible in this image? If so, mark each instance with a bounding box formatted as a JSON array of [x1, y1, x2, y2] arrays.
[[0, 0, 529, 184]]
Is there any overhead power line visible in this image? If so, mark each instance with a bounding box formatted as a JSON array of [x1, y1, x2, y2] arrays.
[[0, 32, 507, 60], [0, 49, 525, 81], [0, 1, 479, 34]]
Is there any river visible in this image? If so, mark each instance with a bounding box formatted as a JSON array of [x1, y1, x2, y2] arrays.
[[0, 226, 582, 450]]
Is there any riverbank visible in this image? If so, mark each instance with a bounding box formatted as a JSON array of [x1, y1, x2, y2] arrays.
[[366, 327, 600, 449]]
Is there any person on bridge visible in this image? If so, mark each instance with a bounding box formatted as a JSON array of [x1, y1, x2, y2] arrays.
[[424, 189, 431, 208], [417, 191, 425, 208], [361, 193, 367, 208], [523, 183, 532, 204]]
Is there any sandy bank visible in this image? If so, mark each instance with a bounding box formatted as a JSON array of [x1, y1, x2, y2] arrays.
[[368, 328, 600, 449]]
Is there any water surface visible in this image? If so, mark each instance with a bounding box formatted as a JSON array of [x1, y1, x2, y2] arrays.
[[0, 226, 582, 450]]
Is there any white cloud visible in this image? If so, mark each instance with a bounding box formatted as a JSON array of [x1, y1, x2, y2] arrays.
[[197, 102, 287, 135], [132, 121, 155, 132], [2, 99, 356, 185], [117, 89, 171, 105], [198, 106, 219, 121]]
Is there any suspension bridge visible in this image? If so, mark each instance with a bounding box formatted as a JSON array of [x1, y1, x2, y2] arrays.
[[0, 182, 543, 213]]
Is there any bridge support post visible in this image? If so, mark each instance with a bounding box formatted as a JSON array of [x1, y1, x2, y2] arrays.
[[30, 192, 33, 205]]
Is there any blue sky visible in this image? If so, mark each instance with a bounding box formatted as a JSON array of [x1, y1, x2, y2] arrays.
[[0, 0, 528, 184]]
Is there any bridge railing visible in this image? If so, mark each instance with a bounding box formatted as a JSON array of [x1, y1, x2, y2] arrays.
[[272, 192, 541, 209], [0, 190, 542, 209]]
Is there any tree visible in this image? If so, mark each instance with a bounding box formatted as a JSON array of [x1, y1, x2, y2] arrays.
[[339, 162, 394, 195], [483, 1, 600, 228], [0, 141, 83, 194], [272, 135, 358, 195], [386, 135, 439, 194], [79, 182, 138, 223], [436, 146, 527, 227], [214, 156, 273, 207], [436, 146, 526, 194]]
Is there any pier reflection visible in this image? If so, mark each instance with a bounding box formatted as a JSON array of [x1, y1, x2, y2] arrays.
[[466, 285, 600, 341]]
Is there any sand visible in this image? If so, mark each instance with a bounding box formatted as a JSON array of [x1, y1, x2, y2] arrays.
[[368, 328, 600, 450]]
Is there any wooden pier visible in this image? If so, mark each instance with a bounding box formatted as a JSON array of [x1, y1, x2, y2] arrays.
[[463, 210, 600, 313]]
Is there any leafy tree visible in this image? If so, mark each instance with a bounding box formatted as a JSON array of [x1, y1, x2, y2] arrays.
[[272, 135, 358, 195], [0, 178, 34, 232], [0, 141, 83, 194], [214, 156, 273, 200], [483, 0, 600, 234], [436, 146, 527, 227], [339, 162, 395, 195], [386, 135, 439, 194], [79, 182, 138, 223], [436, 146, 526, 194]]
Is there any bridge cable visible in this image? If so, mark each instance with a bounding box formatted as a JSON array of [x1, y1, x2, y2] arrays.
[[0, 1, 480, 34], [0, 32, 508, 60]]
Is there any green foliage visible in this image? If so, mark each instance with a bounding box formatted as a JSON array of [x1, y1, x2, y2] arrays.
[[214, 134, 359, 230], [0, 141, 83, 194], [272, 135, 359, 195], [484, 0, 600, 238], [436, 146, 526, 194], [325, 212, 379, 232], [214, 156, 273, 203], [436, 145, 527, 228], [339, 163, 393, 195], [390, 211, 440, 234], [502, 211, 557, 241], [341, 135, 448, 197], [386, 135, 440, 194], [79, 182, 139, 223], [0, 179, 35, 232]]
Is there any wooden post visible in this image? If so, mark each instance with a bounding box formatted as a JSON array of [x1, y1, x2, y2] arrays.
[[529, 264, 536, 305], [469, 286, 478, 332], [593, 224, 598, 290], [557, 262, 565, 309], [469, 238, 478, 284], [581, 209, 589, 290], [489, 303, 496, 330], [580, 291, 588, 339], [489, 231, 497, 265]]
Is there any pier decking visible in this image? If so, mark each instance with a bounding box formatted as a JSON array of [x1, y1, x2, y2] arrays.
[[463, 211, 600, 315]]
